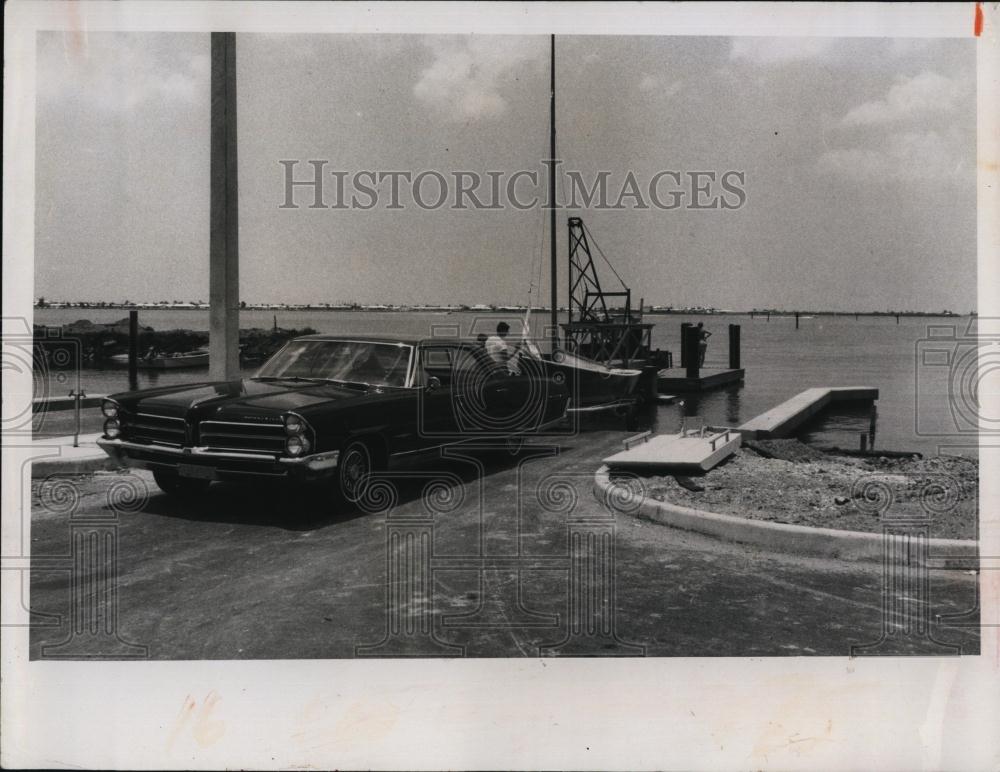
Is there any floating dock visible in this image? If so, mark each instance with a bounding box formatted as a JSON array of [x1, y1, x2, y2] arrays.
[[657, 367, 745, 393], [737, 386, 879, 441], [603, 427, 741, 472]]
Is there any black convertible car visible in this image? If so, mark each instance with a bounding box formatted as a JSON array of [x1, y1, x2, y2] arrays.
[[98, 334, 570, 502]]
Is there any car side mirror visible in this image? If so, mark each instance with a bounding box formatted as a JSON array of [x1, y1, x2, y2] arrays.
[[426, 376, 442, 391]]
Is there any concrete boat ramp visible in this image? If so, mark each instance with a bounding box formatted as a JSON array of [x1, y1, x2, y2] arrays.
[[603, 428, 742, 472], [737, 386, 878, 441], [603, 386, 878, 472]]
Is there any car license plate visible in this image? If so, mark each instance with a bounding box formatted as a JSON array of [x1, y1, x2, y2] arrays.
[[178, 463, 216, 480]]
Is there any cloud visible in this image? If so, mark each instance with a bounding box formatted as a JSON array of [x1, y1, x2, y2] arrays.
[[36, 32, 209, 112], [729, 37, 836, 65], [413, 37, 542, 122], [637, 74, 683, 97], [816, 127, 970, 182], [841, 70, 969, 126]]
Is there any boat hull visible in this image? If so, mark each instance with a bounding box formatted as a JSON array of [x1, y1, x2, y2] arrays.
[[543, 350, 641, 409]]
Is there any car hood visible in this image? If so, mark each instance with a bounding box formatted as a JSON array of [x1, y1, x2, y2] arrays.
[[123, 378, 383, 419]]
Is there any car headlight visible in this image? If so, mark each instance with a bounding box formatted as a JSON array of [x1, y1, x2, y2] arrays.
[[102, 399, 120, 418], [103, 418, 121, 439], [286, 434, 311, 456], [284, 414, 304, 434]]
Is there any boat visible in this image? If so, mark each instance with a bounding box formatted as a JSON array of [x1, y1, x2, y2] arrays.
[[525, 36, 650, 412], [110, 349, 210, 369], [545, 349, 641, 410]]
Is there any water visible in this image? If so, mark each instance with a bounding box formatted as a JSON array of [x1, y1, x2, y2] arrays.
[[32, 308, 978, 457]]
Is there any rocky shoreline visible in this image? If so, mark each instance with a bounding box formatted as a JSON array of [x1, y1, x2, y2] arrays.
[[33, 318, 317, 366], [614, 439, 977, 541]]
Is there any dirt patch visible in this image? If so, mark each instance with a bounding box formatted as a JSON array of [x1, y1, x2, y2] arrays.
[[613, 441, 978, 541]]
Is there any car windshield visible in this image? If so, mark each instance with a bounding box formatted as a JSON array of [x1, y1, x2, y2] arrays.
[[255, 340, 412, 387]]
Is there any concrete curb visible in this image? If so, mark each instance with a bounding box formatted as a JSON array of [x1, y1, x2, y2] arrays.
[[31, 435, 121, 478], [594, 465, 978, 568]]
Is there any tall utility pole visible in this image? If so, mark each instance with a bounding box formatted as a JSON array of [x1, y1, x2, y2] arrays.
[[209, 32, 240, 381], [549, 34, 558, 352]]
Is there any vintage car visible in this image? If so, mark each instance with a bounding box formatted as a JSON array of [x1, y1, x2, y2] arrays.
[[98, 334, 570, 502]]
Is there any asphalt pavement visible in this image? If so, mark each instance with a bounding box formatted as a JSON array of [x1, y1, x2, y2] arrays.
[[27, 425, 980, 659]]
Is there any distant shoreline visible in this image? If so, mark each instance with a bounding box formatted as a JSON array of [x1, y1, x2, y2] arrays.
[[32, 304, 971, 318]]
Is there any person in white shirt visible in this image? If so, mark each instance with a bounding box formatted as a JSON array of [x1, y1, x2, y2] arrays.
[[485, 321, 512, 364], [485, 321, 523, 374]]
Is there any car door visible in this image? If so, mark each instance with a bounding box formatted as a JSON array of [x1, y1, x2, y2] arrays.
[[485, 349, 548, 433], [416, 344, 464, 442], [450, 343, 533, 436]]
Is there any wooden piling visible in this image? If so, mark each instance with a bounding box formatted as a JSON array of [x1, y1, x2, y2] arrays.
[[128, 310, 138, 391], [684, 325, 701, 379], [795, 311, 800, 329], [728, 324, 741, 370], [680, 322, 692, 368]]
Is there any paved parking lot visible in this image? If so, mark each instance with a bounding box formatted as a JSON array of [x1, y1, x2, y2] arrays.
[[28, 426, 980, 659]]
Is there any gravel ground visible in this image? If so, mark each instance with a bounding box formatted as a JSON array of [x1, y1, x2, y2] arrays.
[[617, 440, 978, 541]]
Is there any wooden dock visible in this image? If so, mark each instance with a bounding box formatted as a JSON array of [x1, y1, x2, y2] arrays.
[[737, 386, 879, 441], [657, 367, 745, 393]]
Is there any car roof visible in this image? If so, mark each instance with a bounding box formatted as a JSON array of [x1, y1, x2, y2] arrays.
[[295, 333, 468, 346]]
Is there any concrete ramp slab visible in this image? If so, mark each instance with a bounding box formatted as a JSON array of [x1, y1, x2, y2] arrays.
[[603, 429, 741, 472], [738, 386, 878, 440]]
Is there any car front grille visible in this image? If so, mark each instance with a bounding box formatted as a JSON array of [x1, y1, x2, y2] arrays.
[[198, 420, 287, 455], [127, 413, 186, 447]]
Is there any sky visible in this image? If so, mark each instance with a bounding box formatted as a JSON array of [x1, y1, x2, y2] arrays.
[[34, 32, 977, 312]]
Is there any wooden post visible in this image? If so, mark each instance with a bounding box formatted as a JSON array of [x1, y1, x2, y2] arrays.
[[128, 309, 138, 391], [680, 323, 692, 368], [209, 32, 241, 382], [795, 311, 800, 329], [684, 325, 701, 379], [548, 34, 559, 354], [728, 324, 740, 370]]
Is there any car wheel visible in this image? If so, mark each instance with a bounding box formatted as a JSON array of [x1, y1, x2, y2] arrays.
[[338, 440, 374, 505], [152, 470, 211, 497]]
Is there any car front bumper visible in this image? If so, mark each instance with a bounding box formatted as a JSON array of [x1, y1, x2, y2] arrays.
[[97, 438, 339, 481]]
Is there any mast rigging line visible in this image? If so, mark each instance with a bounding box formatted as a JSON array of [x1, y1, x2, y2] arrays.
[[580, 219, 629, 291]]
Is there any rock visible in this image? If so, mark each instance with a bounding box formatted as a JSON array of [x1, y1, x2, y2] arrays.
[[834, 496, 849, 505]]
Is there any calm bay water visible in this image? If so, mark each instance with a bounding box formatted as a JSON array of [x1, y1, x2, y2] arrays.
[[33, 308, 978, 457]]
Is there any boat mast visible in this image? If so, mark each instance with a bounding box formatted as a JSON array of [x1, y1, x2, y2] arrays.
[[549, 33, 558, 351]]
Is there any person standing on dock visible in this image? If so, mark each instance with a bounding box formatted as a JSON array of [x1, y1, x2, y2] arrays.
[[697, 323, 712, 366]]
